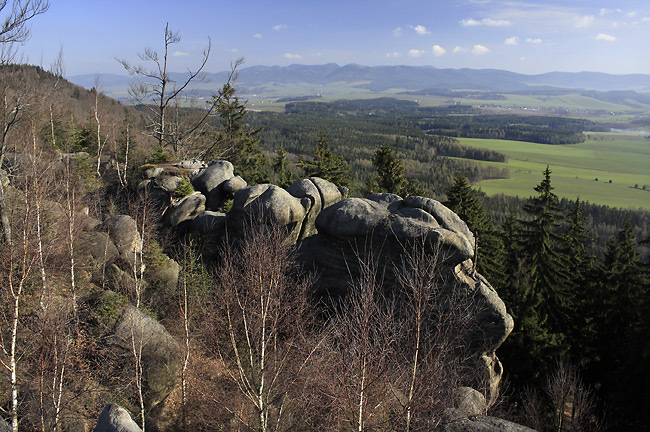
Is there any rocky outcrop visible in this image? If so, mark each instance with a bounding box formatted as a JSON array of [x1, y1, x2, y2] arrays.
[[93, 403, 142, 432], [315, 193, 474, 265], [190, 160, 238, 209], [102, 215, 142, 266], [143, 160, 513, 407], [163, 191, 206, 226], [287, 176, 348, 239], [442, 415, 535, 432], [228, 183, 311, 243], [111, 306, 182, 410]]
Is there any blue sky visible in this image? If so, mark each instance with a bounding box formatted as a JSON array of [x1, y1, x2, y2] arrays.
[[16, 0, 650, 76]]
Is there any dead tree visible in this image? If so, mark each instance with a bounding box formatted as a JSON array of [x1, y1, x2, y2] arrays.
[[0, 0, 50, 65], [117, 23, 217, 158]]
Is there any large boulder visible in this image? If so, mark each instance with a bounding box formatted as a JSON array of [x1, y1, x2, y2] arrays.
[[190, 160, 235, 209], [316, 194, 474, 265], [442, 415, 535, 432], [163, 192, 206, 226], [111, 306, 182, 410], [230, 184, 311, 243], [93, 403, 142, 432], [84, 231, 120, 264], [102, 215, 142, 266], [287, 177, 346, 240]]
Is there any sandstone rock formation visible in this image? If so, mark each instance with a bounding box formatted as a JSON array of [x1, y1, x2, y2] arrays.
[[93, 403, 142, 432], [140, 160, 513, 411]]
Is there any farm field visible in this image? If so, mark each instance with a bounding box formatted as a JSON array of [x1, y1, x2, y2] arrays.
[[458, 132, 650, 210]]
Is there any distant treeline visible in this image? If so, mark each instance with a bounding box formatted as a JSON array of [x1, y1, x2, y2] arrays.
[[399, 88, 507, 100], [248, 104, 508, 196], [284, 99, 593, 145], [276, 95, 323, 103]]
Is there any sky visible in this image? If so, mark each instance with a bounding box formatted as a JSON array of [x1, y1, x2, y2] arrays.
[[14, 0, 650, 77]]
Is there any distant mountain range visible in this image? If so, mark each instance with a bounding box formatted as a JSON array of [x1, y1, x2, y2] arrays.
[[69, 63, 650, 101]]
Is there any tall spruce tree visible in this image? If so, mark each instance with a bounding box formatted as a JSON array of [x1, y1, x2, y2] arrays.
[[499, 213, 564, 387], [272, 147, 293, 188], [519, 166, 572, 336], [499, 168, 573, 388], [592, 223, 650, 429], [563, 198, 597, 370]]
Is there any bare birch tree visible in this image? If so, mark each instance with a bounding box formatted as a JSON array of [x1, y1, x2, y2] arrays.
[[322, 251, 400, 432], [210, 222, 319, 431], [395, 240, 475, 430]]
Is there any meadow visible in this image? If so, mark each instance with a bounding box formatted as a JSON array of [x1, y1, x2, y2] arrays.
[[458, 132, 650, 210]]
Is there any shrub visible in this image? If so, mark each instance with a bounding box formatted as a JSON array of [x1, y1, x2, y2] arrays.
[[174, 178, 194, 198]]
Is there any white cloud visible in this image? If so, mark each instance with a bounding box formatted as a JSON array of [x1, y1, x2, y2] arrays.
[[312, 52, 323, 57], [386, 51, 401, 58], [411, 25, 431, 35], [520, 56, 527, 62], [453, 46, 468, 53], [460, 18, 482, 26], [599, 8, 622, 16], [472, 44, 490, 55], [253, 33, 263, 39], [627, 11, 637, 18], [432, 45, 446, 56], [504, 36, 519, 46], [595, 33, 617, 42], [483, 18, 512, 27], [223, 48, 239, 53], [642, 17, 650, 23], [393, 27, 402, 37], [408, 49, 425, 57], [282, 53, 302, 59], [526, 38, 542, 44], [273, 24, 287, 31], [173, 51, 189, 57], [460, 17, 511, 27], [574, 15, 595, 28]]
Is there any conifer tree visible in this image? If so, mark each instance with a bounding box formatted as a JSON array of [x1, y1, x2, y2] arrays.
[[499, 169, 574, 389], [563, 198, 597, 369], [499, 213, 563, 387], [272, 147, 293, 188], [298, 133, 350, 187], [518, 166, 572, 337], [592, 222, 650, 429], [444, 174, 505, 289], [368, 141, 422, 197], [209, 82, 269, 184]]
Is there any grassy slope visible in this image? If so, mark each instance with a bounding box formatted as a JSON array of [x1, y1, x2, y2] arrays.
[[458, 133, 650, 210]]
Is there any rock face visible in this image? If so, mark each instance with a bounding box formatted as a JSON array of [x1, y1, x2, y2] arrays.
[[93, 403, 142, 432], [229, 184, 312, 243], [102, 215, 142, 266], [190, 160, 237, 209], [111, 306, 183, 411], [442, 415, 535, 432], [163, 191, 206, 226]]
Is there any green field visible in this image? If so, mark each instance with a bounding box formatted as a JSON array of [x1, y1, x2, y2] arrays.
[[458, 133, 650, 210]]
